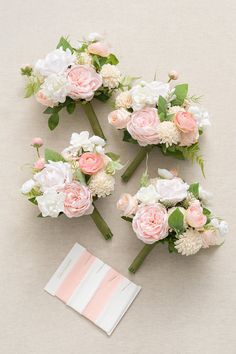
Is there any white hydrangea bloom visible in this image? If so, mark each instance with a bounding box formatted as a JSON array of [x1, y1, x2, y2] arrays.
[[21, 179, 36, 194], [156, 121, 181, 147], [41, 73, 71, 104], [36, 190, 65, 217], [199, 185, 212, 205], [34, 48, 76, 77], [175, 229, 203, 256], [188, 106, 211, 128], [211, 218, 229, 236], [130, 81, 170, 111], [136, 185, 159, 204], [88, 171, 115, 198], [100, 64, 121, 89]]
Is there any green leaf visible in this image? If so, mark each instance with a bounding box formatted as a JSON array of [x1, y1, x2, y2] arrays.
[[168, 240, 177, 253], [106, 54, 119, 65], [158, 96, 167, 121], [21, 66, 32, 76], [168, 208, 184, 234], [43, 107, 55, 114], [44, 148, 65, 163], [66, 102, 76, 114], [203, 208, 211, 216], [159, 145, 185, 160], [28, 197, 38, 205], [188, 182, 199, 198], [37, 213, 43, 217], [123, 130, 138, 144], [48, 113, 59, 130], [76, 169, 86, 184], [140, 169, 149, 187], [121, 216, 133, 223], [56, 36, 74, 52], [24, 77, 41, 98], [106, 152, 120, 161], [172, 84, 188, 106]]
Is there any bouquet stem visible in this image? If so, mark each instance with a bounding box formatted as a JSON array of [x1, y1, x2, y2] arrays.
[[121, 145, 154, 182], [81, 102, 106, 140], [90, 203, 113, 240], [128, 242, 158, 273]]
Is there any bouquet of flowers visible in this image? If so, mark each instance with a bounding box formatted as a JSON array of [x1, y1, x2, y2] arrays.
[[108, 71, 210, 181], [21, 131, 123, 240], [117, 168, 228, 272], [21, 32, 125, 140]]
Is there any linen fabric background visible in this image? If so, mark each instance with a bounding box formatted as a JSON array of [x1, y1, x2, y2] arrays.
[[0, 0, 236, 353]]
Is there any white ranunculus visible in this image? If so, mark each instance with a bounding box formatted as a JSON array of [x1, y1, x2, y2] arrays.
[[130, 80, 170, 111], [155, 177, 189, 206], [199, 185, 212, 205], [188, 106, 211, 129], [211, 218, 229, 236], [36, 190, 65, 217], [136, 185, 160, 204], [21, 179, 35, 194], [41, 73, 71, 104], [34, 48, 76, 77], [86, 32, 104, 42], [34, 161, 72, 192], [158, 168, 175, 180]]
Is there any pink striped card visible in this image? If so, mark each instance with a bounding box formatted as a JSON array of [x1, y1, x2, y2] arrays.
[[44, 243, 141, 335]]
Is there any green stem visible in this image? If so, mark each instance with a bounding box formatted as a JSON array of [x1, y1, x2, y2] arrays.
[[90, 203, 113, 240], [121, 145, 154, 183], [128, 242, 158, 273], [80, 102, 106, 140]]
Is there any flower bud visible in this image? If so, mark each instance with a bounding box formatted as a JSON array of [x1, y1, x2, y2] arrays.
[[168, 70, 179, 80], [32, 137, 43, 148]]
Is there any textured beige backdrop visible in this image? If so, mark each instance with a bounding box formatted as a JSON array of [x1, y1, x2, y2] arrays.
[[1, 0, 236, 353]]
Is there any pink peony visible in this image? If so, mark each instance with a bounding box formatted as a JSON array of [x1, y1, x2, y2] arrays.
[[87, 42, 110, 57], [108, 108, 131, 129], [34, 157, 45, 170], [117, 193, 138, 216], [127, 107, 160, 146], [78, 152, 104, 175], [186, 200, 207, 228], [36, 90, 54, 107], [63, 181, 93, 218], [67, 65, 102, 101], [174, 111, 197, 133], [132, 204, 169, 244]]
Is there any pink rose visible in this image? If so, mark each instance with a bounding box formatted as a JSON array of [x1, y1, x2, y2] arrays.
[[186, 200, 207, 228], [36, 91, 54, 107], [179, 127, 199, 147], [127, 107, 160, 146], [67, 65, 102, 101], [78, 152, 104, 175], [174, 111, 197, 133], [108, 108, 131, 129], [63, 181, 93, 218], [132, 204, 169, 244], [117, 193, 138, 216], [34, 157, 45, 170], [88, 42, 110, 57]]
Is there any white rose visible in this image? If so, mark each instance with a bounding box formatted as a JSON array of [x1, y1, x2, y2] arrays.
[[41, 74, 71, 104], [155, 177, 189, 206], [21, 179, 35, 194], [211, 218, 229, 236], [199, 185, 212, 205], [115, 91, 132, 109], [70, 131, 93, 151], [188, 106, 211, 128], [34, 161, 72, 192], [36, 190, 65, 217], [136, 185, 160, 204], [130, 81, 170, 111], [34, 48, 76, 77], [100, 64, 121, 89], [89, 135, 106, 148], [158, 168, 175, 180]]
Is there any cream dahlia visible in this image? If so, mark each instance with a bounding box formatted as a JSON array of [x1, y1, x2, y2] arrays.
[[174, 229, 203, 256], [88, 171, 115, 197], [156, 121, 181, 147]]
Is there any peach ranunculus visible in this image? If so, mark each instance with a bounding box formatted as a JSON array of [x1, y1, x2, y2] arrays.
[[67, 65, 102, 101], [78, 152, 104, 175], [174, 111, 197, 133], [179, 127, 199, 147], [127, 107, 160, 146], [117, 193, 138, 216], [132, 203, 169, 244], [36, 90, 54, 107], [186, 200, 207, 228], [108, 108, 131, 129], [87, 42, 110, 57], [63, 181, 93, 218]]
